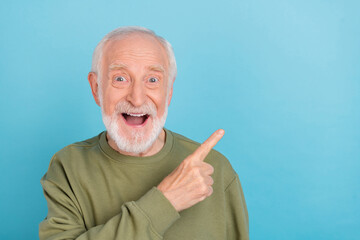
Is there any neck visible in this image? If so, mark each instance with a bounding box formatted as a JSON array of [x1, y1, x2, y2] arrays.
[[107, 129, 166, 157]]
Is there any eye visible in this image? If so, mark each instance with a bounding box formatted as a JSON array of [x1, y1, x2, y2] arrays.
[[115, 76, 127, 82], [148, 77, 159, 83]]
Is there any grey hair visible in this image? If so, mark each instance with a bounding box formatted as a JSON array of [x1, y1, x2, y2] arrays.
[[90, 26, 177, 88]]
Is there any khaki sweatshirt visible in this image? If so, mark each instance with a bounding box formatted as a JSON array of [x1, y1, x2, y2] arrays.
[[40, 129, 249, 239]]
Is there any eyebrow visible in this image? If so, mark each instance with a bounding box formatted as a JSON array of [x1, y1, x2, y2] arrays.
[[147, 65, 165, 73], [109, 63, 128, 71], [108, 63, 165, 73]]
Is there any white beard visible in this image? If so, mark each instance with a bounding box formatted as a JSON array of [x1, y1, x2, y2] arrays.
[[101, 101, 168, 154]]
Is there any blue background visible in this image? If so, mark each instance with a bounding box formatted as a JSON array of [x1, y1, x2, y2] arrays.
[[0, 0, 359, 239]]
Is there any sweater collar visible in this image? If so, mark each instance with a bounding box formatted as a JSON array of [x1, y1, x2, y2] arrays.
[[99, 128, 174, 164]]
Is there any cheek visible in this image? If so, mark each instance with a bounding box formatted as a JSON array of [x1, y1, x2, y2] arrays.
[[155, 99, 168, 117], [101, 90, 124, 116]]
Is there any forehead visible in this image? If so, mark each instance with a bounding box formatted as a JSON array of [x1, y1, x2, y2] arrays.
[[102, 33, 169, 70]]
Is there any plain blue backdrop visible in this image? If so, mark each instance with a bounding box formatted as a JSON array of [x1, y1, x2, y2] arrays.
[[0, 0, 359, 239]]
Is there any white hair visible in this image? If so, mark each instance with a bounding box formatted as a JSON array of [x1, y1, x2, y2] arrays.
[[91, 26, 177, 89]]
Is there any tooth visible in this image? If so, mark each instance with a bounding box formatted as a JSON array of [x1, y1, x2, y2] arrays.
[[128, 113, 145, 117]]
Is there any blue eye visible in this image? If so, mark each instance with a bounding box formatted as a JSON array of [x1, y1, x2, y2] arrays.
[[148, 77, 158, 83], [115, 76, 127, 82]]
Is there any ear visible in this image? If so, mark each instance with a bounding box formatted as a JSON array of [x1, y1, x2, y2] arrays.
[[167, 85, 173, 106], [88, 72, 101, 107]]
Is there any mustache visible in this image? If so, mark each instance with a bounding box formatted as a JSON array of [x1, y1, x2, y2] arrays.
[[115, 101, 157, 117]]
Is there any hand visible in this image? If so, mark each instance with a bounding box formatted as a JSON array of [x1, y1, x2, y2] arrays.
[[157, 129, 225, 212]]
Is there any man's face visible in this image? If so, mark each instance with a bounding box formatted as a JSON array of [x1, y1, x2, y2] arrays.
[[94, 33, 172, 154]]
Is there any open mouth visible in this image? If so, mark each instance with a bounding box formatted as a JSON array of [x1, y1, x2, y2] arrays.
[[121, 113, 150, 127]]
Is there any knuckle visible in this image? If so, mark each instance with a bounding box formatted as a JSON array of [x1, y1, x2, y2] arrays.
[[201, 177, 208, 185], [209, 177, 214, 185], [203, 162, 213, 171], [199, 195, 207, 201], [183, 157, 192, 166], [200, 185, 208, 194], [208, 186, 213, 196], [191, 167, 201, 176]]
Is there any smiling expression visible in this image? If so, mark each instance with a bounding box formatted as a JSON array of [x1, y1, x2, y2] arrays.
[[89, 33, 173, 156]]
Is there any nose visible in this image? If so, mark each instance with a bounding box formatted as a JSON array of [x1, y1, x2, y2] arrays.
[[126, 81, 146, 107]]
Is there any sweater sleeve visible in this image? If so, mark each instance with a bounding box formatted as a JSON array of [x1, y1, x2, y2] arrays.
[[225, 174, 249, 240], [39, 177, 180, 240]]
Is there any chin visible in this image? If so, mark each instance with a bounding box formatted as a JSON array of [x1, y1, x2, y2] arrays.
[[102, 106, 168, 155]]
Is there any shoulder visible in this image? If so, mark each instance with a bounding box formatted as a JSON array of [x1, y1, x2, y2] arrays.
[[44, 132, 103, 180], [170, 130, 200, 148], [53, 132, 102, 161]]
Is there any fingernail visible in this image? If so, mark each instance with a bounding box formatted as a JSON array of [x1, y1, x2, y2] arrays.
[[218, 129, 225, 135]]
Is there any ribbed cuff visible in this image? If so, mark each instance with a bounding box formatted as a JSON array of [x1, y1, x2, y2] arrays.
[[135, 187, 180, 236]]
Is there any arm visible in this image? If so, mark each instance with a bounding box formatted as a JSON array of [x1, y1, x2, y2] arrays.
[[39, 176, 180, 240], [225, 174, 249, 240], [40, 129, 223, 239]]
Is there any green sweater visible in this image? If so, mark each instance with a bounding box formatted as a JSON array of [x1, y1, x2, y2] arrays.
[[40, 129, 249, 239]]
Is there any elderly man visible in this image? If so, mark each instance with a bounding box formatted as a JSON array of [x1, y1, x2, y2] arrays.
[[40, 26, 249, 240]]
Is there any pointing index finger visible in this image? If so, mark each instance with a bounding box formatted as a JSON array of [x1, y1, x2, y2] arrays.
[[194, 129, 225, 161]]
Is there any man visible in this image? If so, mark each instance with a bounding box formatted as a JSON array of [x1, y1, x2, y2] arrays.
[[40, 26, 249, 239]]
